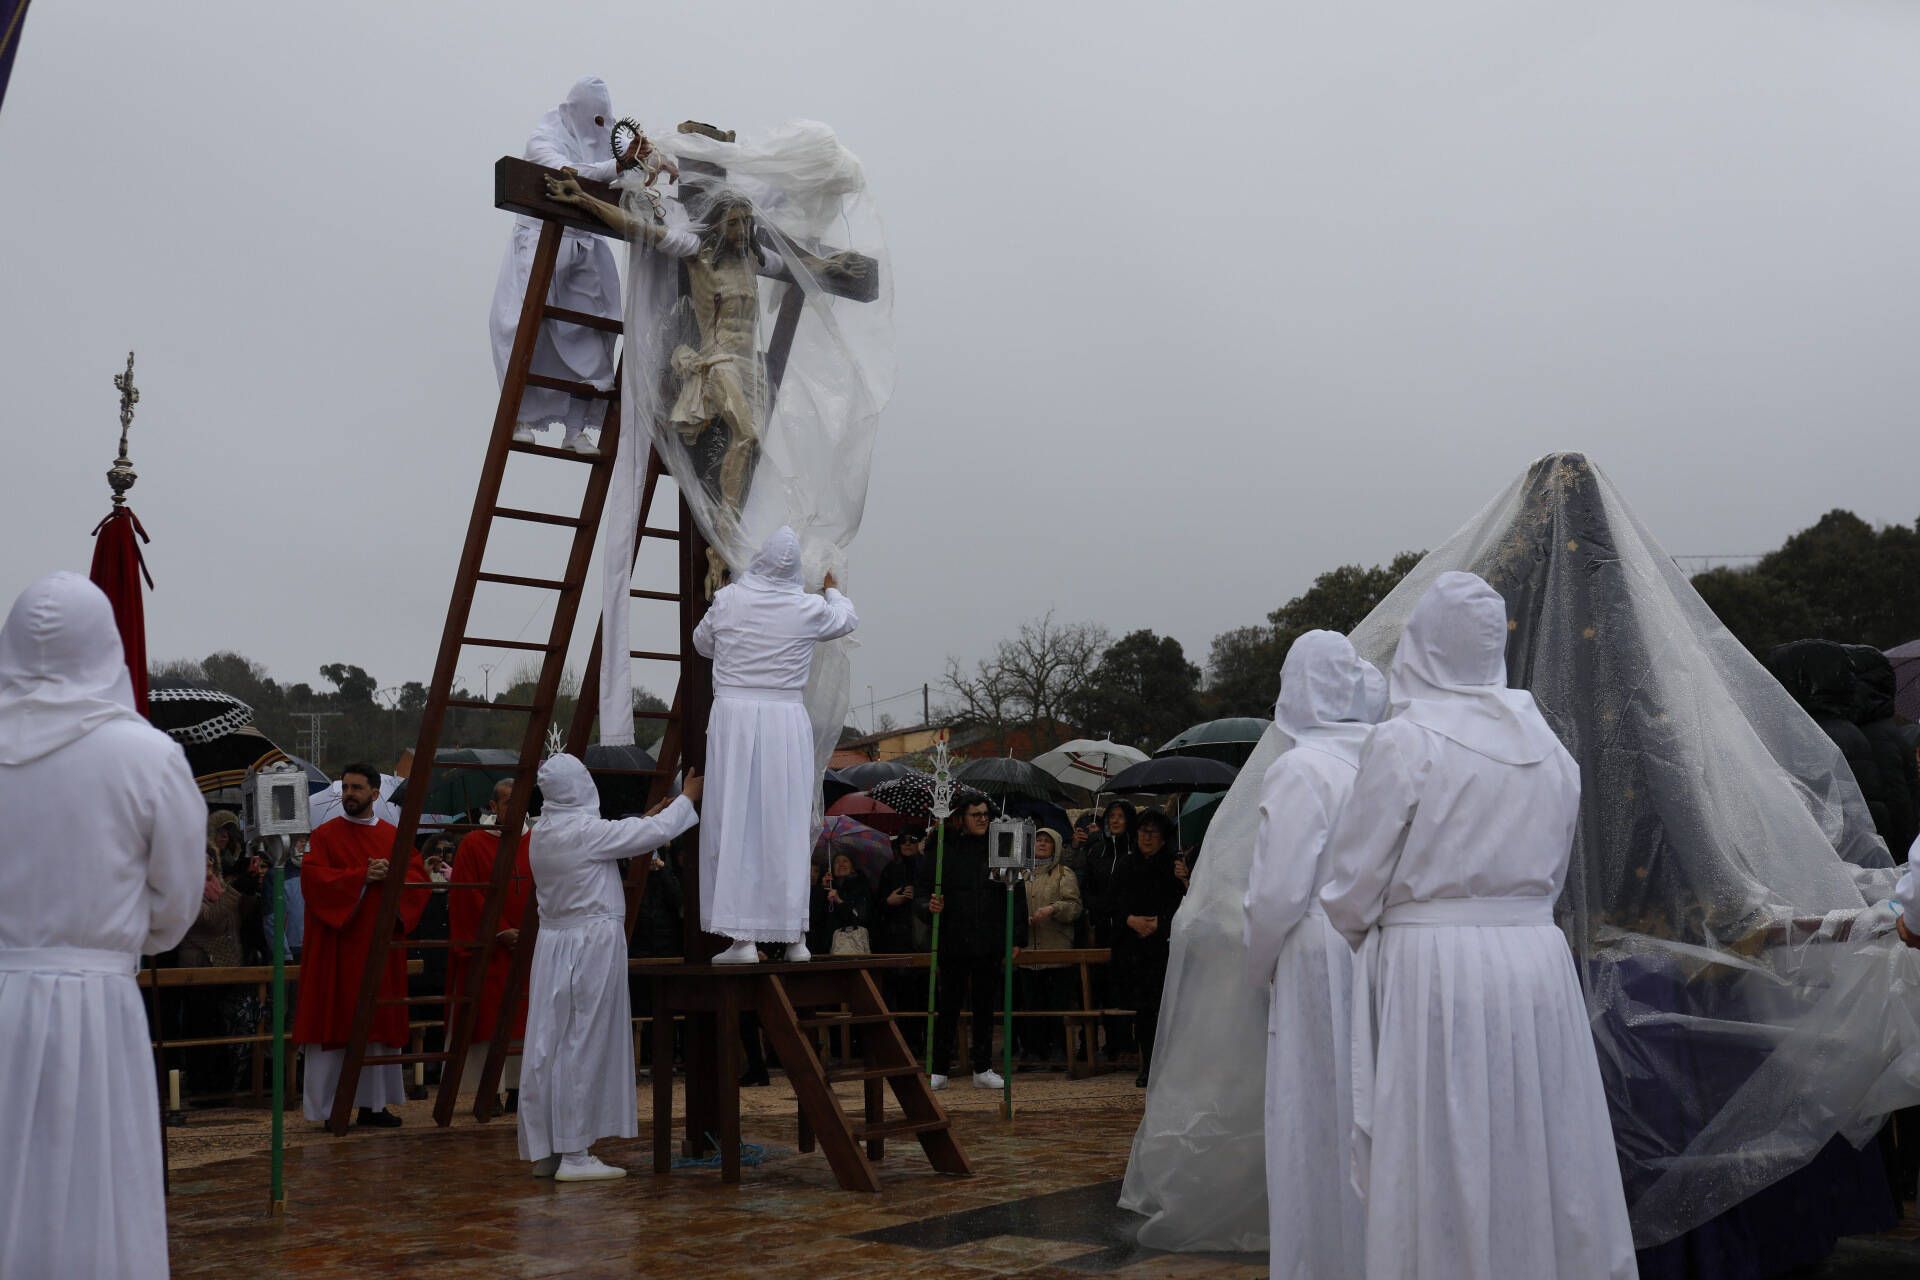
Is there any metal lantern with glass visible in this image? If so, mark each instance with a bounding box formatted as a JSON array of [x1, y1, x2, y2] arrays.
[[242, 761, 313, 1213]]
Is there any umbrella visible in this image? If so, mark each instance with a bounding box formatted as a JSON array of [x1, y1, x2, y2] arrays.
[[1030, 738, 1148, 794], [387, 748, 518, 815], [148, 683, 289, 802], [584, 741, 657, 817], [868, 772, 987, 820], [1105, 754, 1239, 795], [835, 760, 917, 790], [281, 753, 332, 793], [955, 756, 1070, 803], [823, 769, 861, 808], [826, 791, 909, 836], [1155, 717, 1273, 767], [1176, 789, 1227, 853], [815, 815, 895, 885], [1889, 639, 1920, 723]]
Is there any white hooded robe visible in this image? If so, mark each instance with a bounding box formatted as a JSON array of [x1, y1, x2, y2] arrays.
[[0, 573, 204, 1280], [1242, 630, 1385, 1280], [692, 527, 857, 943], [517, 754, 696, 1162], [1319, 572, 1635, 1280], [489, 76, 624, 440]]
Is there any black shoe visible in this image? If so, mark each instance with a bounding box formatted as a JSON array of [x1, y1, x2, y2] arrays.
[[1134, 1071, 1148, 1088], [356, 1107, 403, 1128], [504, 1089, 518, 1114], [739, 1069, 771, 1087]]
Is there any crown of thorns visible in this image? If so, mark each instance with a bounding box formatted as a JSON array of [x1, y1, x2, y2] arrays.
[[611, 117, 646, 169]]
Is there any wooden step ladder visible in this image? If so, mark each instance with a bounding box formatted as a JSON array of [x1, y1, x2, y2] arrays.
[[645, 957, 970, 1192]]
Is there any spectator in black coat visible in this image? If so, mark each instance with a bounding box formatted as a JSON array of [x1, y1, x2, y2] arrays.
[[1109, 809, 1188, 1087], [1770, 641, 1889, 847], [916, 797, 1027, 1089], [1081, 800, 1137, 1053], [821, 852, 872, 948], [874, 830, 929, 1045], [1847, 645, 1920, 859]]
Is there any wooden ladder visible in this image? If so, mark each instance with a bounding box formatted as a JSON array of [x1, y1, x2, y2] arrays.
[[327, 163, 697, 1135]]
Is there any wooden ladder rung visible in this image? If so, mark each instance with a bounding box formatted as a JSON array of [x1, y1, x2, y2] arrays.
[[495, 506, 585, 528], [477, 571, 572, 591], [508, 439, 602, 464], [361, 1052, 451, 1067], [629, 649, 683, 662], [524, 373, 617, 400], [640, 525, 683, 540], [850, 1116, 948, 1141], [445, 698, 540, 712], [462, 636, 551, 652], [630, 588, 679, 601], [797, 1012, 899, 1030], [634, 709, 676, 721], [542, 305, 623, 334], [825, 1064, 924, 1084]]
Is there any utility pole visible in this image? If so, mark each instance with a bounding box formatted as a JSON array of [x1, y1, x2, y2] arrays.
[[294, 710, 344, 766], [923, 683, 930, 727]]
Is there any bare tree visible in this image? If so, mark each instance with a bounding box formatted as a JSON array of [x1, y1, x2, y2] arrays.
[[944, 613, 1109, 738]]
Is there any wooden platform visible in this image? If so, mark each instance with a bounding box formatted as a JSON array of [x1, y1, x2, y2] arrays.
[[645, 956, 970, 1193]]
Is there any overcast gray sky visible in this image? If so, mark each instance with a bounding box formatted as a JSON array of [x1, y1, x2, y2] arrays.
[[3, 0, 1914, 731]]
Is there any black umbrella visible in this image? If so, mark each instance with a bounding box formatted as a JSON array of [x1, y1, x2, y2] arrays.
[[1105, 754, 1239, 795], [388, 748, 519, 815], [868, 772, 986, 819], [584, 741, 659, 817], [836, 760, 917, 790], [148, 682, 288, 799], [823, 768, 862, 807], [956, 756, 1070, 803], [1155, 717, 1272, 767]]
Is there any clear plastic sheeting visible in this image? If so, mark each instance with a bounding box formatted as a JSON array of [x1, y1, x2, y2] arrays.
[[599, 121, 891, 790], [1122, 452, 1920, 1250]]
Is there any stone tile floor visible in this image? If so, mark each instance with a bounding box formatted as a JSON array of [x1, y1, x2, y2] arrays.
[[163, 1070, 1920, 1278]]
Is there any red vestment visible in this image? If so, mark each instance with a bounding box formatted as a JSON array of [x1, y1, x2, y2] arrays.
[[447, 828, 533, 1041], [292, 816, 429, 1050]]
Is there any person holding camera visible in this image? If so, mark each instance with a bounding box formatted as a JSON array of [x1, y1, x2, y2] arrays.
[[915, 798, 1028, 1090]]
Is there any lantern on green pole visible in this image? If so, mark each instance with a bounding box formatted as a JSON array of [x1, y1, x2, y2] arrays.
[[243, 762, 312, 1215]]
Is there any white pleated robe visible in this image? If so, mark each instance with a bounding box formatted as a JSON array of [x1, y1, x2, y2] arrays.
[[693, 529, 857, 943], [490, 77, 622, 438], [1320, 572, 1634, 1280], [0, 573, 205, 1280], [517, 755, 696, 1162], [1243, 631, 1383, 1280]]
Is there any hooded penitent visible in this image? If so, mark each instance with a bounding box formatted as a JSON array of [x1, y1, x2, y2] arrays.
[[1124, 454, 1918, 1254], [0, 572, 204, 1279], [1240, 629, 1388, 1278]]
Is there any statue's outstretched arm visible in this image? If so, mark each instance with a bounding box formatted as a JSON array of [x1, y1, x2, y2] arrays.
[[543, 170, 666, 246]]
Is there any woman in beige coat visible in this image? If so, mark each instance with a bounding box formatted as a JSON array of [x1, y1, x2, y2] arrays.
[[1020, 829, 1082, 1063]]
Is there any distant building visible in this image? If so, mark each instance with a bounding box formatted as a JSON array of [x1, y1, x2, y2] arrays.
[[830, 719, 1080, 770]]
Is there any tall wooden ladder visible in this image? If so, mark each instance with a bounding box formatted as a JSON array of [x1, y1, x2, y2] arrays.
[[327, 159, 696, 1134]]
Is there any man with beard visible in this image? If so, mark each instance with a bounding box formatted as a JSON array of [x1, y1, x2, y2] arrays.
[[294, 762, 431, 1127]]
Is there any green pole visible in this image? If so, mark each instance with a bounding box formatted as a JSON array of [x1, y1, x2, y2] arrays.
[[923, 821, 945, 1077], [270, 845, 287, 1214], [1001, 877, 1014, 1120]]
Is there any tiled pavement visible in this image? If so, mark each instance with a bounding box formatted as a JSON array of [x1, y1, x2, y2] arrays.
[[163, 1072, 1920, 1278]]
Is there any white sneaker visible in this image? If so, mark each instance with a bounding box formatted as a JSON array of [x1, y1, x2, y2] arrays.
[[530, 1155, 560, 1178], [553, 1153, 626, 1182], [511, 425, 537, 443], [972, 1069, 1005, 1090], [786, 939, 812, 962], [929, 1074, 948, 1091], [565, 432, 599, 456], [713, 939, 759, 965]]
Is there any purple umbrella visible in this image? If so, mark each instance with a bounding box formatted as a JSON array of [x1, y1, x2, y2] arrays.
[[815, 815, 894, 885]]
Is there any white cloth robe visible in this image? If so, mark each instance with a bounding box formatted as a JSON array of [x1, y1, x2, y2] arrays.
[[490, 78, 622, 438], [692, 530, 857, 942], [1244, 748, 1367, 1280], [517, 756, 696, 1162], [1319, 718, 1636, 1280], [0, 573, 206, 1280]]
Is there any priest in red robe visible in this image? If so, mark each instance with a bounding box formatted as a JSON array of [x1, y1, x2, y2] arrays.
[[294, 761, 431, 1127], [448, 778, 534, 1110]]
